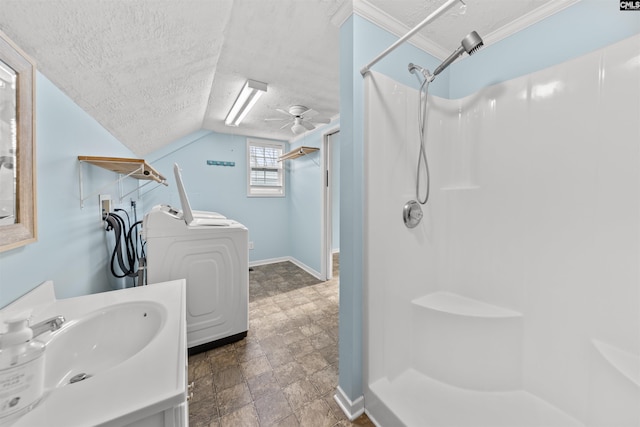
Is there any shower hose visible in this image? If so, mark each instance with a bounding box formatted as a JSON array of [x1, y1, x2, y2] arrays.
[[415, 74, 431, 205]]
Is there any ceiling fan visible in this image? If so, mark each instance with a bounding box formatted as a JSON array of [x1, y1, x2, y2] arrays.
[[265, 105, 331, 135]]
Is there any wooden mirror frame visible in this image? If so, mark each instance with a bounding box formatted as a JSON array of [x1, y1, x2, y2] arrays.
[[0, 30, 36, 252]]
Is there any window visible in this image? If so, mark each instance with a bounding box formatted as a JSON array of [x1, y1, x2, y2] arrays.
[[247, 139, 285, 197]]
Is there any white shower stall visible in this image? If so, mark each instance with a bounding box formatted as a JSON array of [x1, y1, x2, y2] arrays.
[[363, 34, 640, 426]]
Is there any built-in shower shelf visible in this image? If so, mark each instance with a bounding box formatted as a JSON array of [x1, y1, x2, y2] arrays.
[[412, 292, 522, 318], [278, 146, 319, 161], [440, 185, 481, 191], [412, 291, 523, 390], [592, 339, 640, 387]]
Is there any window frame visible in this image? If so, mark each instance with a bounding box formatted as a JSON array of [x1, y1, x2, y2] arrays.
[[246, 139, 286, 197]]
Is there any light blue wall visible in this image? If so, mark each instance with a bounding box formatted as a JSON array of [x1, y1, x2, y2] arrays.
[[143, 131, 291, 264], [339, 0, 640, 405], [0, 73, 139, 308], [288, 132, 323, 273], [287, 121, 341, 274], [450, 0, 640, 99]]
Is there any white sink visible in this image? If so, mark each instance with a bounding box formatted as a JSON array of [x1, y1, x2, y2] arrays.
[[44, 301, 166, 389], [1, 279, 187, 427]]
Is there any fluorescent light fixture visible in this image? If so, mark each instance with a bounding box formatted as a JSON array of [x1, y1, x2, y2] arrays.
[[225, 79, 268, 127]]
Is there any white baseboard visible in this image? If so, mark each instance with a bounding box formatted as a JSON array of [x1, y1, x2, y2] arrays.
[[249, 256, 323, 281], [287, 257, 322, 280], [334, 386, 364, 421], [248, 256, 290, 268]]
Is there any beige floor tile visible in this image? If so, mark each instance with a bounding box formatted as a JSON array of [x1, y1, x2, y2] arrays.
[[218, 403, 260, 427], [259, 334, 287, 353], [254, 389, 293, 426], [273, 360, 306, 387], [189, 355, 212, 381], [264, 346, 294, 368], [213, 365, 244, 392], [188, 399, 218, 427], [236, 339, 265, 363], [322, 391, 344, 420], [241, 355, 272, 379], [271, 414, 300, 427], [294, 399, 338, 427], [188, 260, 374, 427], [296, 351, 329, 376], [299, 323, 324, 337], [318, 344, 339, 366], [247, 371, 281, 400], [283, 378, 320, 411], [287, 337, 315, 358], [309, 331, 335, 350], [282, 327, 307, 345], [207, 347, 238, 371], [309, 364, 338, 395], [216, 382, 252, 416], [191, 374, 215, 404]]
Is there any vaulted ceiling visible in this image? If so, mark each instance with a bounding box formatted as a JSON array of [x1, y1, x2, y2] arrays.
[[0, 0, 575, 156]]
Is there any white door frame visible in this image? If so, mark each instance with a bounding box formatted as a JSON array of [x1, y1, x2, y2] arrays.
[[321, 126, 340, 281]]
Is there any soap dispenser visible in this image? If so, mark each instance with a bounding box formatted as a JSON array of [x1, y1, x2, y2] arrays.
[[0, 312, 45, 422]]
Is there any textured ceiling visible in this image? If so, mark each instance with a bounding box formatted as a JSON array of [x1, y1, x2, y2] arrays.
[[0, 0, 575, 156]]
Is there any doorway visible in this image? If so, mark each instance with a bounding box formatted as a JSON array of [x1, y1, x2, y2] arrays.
[[323, 129, 340, 280]]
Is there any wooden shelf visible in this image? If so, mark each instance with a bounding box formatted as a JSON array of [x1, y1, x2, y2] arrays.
[[279, 146, 319, 161], [77, 156, 167, 184], [77, 156, 167, 208]]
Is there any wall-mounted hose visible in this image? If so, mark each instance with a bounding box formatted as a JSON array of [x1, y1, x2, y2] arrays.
[[104, 211, 144, 282]]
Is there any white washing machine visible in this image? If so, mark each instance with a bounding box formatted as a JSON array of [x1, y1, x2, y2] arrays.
[[142, 164, 249, 353]]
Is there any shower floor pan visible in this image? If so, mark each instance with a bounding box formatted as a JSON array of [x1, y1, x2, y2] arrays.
[[369, 369, 583, 427]]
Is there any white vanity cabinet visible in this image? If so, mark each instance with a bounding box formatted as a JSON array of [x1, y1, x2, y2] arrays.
[[124, 403, 188, 427], [124, 355, 190, 427]]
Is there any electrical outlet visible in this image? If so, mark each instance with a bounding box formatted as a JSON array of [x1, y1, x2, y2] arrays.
[[249, 241, 254, 250], [99, 194, 111, 221]]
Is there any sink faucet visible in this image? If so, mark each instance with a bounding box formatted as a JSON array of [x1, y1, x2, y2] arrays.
[[30, 316, 65, 338]]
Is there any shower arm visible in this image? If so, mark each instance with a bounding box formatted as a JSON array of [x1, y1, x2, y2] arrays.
[[359, 0, 462, 77]]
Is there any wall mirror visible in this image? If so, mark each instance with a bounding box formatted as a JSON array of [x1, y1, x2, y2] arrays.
[[0, 30, 36, 252]]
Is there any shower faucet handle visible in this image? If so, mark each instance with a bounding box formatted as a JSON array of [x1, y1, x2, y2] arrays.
[[403, 200, 423, 229]]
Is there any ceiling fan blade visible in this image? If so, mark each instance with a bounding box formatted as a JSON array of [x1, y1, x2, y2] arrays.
[[280, 122, 293, 129], [276, 108, 293, 117], [301, 121, 316, 130], [300, 108, 318, 118], [264, 117, 288, 121]]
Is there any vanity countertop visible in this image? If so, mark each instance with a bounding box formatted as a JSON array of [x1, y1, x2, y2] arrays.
[[2, 279, 187, 427]]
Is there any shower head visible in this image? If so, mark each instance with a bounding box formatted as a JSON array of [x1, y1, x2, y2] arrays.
[[432, 30, 483, 77], [408, 63, 430, 79]]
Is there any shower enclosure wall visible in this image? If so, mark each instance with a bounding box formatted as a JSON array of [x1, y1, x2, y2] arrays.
[[363, 34, 639, 426]]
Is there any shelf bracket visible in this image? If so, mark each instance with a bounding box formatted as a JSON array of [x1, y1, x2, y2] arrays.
[[78, 156, 168, 208]]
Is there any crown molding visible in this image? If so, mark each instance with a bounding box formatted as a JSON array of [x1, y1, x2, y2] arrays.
[[330, 0, 354, 27], [483, 0, 581, 46], [353, 0, 450, 59], [351, 0, 582, 60]]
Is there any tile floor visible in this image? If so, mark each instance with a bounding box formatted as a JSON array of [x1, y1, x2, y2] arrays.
[[187, 256, 374, 427]]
